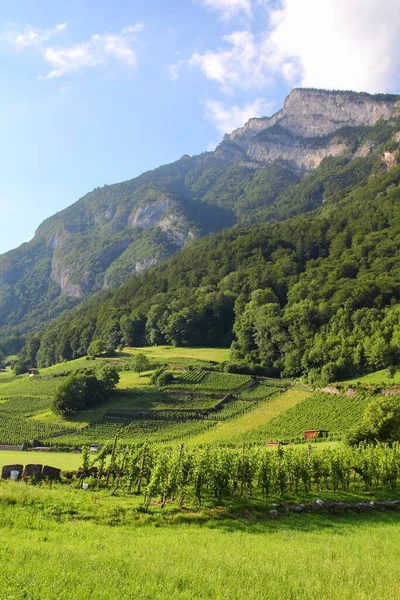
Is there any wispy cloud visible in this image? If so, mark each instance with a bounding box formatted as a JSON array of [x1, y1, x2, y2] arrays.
[[189, 30, 272, 93], [205, 98, 272, 134], [2, 22, 144, 79], [10, 22, 68, 48], [197, 0, 252, 20]]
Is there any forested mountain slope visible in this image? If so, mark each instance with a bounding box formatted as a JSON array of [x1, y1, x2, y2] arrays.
[[21, 154, 400, 382], [1, 88, 399, 339]]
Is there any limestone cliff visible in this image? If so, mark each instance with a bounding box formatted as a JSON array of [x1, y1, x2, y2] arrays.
[[222, 89, 400, 171]]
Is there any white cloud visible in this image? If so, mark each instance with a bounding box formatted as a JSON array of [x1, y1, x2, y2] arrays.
[[190, 30, 272, 93], [197, 0, 252, 19], [267, 0, 400, 93], [43, 26, 143, 78], [2, 22, 143, 79], [205, 98, 272, 134], [168, 60, 185, 82], [191, 0, 400, 94], [3, 22, 67, 48]]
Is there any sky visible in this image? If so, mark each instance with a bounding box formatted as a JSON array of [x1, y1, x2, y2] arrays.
[[1, 0, 400, 253]]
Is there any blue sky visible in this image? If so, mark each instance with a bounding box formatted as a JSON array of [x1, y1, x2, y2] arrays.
[[1, 0, 399, 253]]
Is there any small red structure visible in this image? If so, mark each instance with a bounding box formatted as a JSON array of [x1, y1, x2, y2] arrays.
[[304, 430, 328, 441]]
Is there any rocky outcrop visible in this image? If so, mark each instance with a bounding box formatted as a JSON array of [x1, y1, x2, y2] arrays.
[[128, 196, 177, 229], [222, 89, 400, 171]]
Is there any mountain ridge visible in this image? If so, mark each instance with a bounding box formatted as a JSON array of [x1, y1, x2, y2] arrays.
[[1, 87, 399, 340]]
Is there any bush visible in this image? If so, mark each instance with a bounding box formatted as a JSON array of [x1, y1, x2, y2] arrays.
[[156, 371, 174, 387]]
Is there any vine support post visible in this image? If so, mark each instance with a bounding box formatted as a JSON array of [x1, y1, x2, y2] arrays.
[[137, 441, 148, 495], [106, 435, 118, 487]]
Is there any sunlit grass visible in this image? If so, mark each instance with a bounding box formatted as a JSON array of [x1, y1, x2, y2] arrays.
[[187, 389, 309, 445], [343, 367, 400, 385], [0, 483, 399, 600], [123, 345, 231, 363], [0, 450, 81, 471]]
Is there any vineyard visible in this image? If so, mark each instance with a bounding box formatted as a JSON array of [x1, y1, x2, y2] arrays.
[[241, 392, 378, 443], [0, 349, 384, 449], [46, 420, 215, 447], [0, 414, 77, 445], [0, 396, 50, 416], [78, 442, 400, 506]]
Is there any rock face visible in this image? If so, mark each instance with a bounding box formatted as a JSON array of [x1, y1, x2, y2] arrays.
[[223, 89, 400, 170]]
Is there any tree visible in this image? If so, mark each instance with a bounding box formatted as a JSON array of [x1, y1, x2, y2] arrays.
[[346, 396, 400, 445], [52, 373, 107, 416], [13, 360, 29, 375], [87, 340, 106, 357], [98, 365, 120, 393], [131, 353, 151, 378], [156, 371, 174, 387], [387, 364, 397, 381]]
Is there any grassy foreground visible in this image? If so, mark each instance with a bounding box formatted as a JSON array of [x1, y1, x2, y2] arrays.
[[0, 483, 399, 600]]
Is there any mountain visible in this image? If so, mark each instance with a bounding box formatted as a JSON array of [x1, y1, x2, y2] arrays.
[[1, 88, 399, 340]]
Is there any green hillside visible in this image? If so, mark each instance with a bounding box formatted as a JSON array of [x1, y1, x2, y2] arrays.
[[1, 90, 399, 344], [22, 156, 400, 384]]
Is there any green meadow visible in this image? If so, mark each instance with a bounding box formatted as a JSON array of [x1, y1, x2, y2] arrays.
[[0, 483, 399, 600]]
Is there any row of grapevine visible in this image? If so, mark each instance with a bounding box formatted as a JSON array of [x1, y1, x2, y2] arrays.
[[241, 392, 377, 442], [237, 384, 281, 401], [0, 396, 50, 417], [83, 442, 400, 506], [0, 414, 78, 445], [179, 371, 205, 384], [45, 420, 216, 448]]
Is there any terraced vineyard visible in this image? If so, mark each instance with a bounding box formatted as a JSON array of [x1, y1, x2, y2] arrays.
[[0, 376, 61, 398], [242, 392, 377, 443], [0, 349, 378, 449], [0, 396, 50, 416], [46, 420, 215, 447], [170, 372, 252, 391], [179, 370, 205, 384], [0, 413, 77, 445]]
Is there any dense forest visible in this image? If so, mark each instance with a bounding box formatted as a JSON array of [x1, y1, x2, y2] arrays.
[[17, 152, 400, 383]]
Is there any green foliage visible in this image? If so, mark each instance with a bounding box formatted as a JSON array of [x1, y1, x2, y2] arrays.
[[13, 360, 29, 375], [131, 353, 151, 377], [156, 371, 174, 387], [87, 340, 106, 356], [97, 365, 120, 392], [347, 396, 400, 445], [52, 372, 110, 415]]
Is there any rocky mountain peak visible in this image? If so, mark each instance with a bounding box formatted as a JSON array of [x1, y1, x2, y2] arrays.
[[221, 88, 400, 171]]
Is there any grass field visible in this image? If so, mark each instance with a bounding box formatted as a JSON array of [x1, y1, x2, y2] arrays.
[[123, 345, 230, 363], [343, 368, 400, 385], [0, 450, 81, 471], [0, 483, 399, 600]]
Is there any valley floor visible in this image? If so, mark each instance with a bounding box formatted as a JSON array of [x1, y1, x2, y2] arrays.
[[0, 483, 399, 600]]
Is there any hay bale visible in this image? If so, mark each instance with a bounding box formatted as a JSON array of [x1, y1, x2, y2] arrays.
[[22, 464, 43, 479], [1, 464, 23, 479], [42, 465, 61, 479]]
